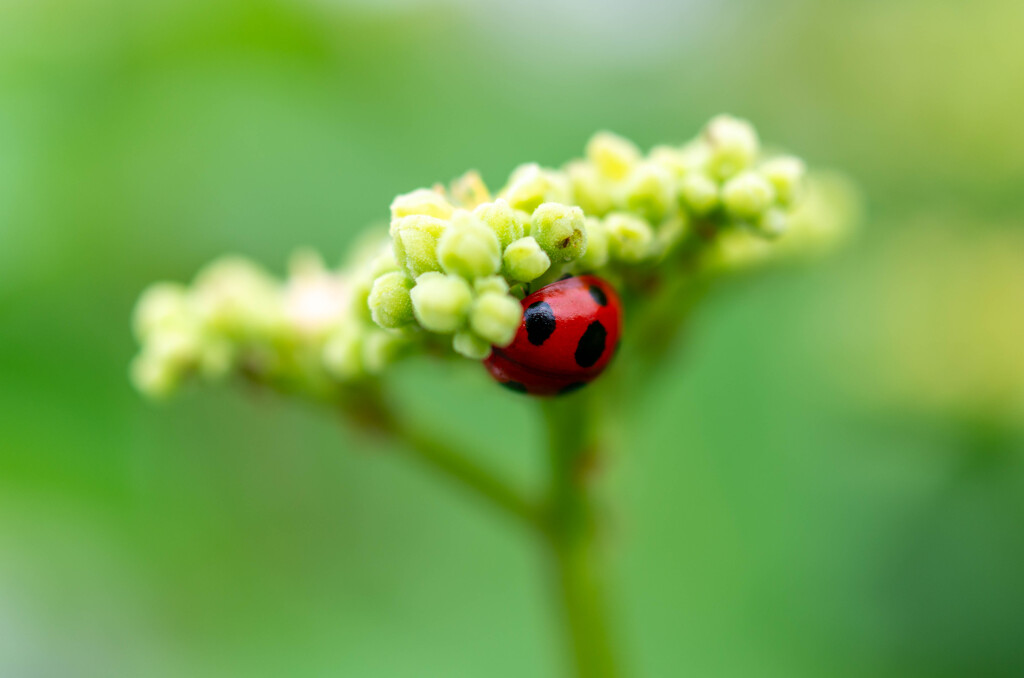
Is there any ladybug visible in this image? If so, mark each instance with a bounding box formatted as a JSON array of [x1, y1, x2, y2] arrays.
[[484, 275, 622, 396]]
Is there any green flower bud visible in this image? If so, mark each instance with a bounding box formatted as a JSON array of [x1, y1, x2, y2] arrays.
[[651, 143, 712, 178], [450, 170, 491, 209], [131, 352, 179, 399], [756, 208, 789, 238], [679, 172, 719, 215], [390, 214, 447, 278], [566, 161, 614, 216], [470, 291, 522, 346], [651, 146, 684, 178], [678, 141, 711, 173], [531, 203, 587, 263], [390, 188, 455, 220], [585, 131, 640, 181], [722, 171, 776, 220], [502, 164, 571, 213], [191, 256, 282, 336], [622, 162, 674, 222], [410, 272, 473, 333], [576, 217, 609, 270], [452, 330, 492, 360], [760, 156, 806, 206], [704, 114, 759, 180], [133, 282, 191, 341], [605, 212, 654, 263], [130, 325, 203, 398], [474, 275, 510, 296], [472, 199, 527, 249], [368, 271, 415, 328], [436, 211, 502, 279], [502, 236, 551, 282]]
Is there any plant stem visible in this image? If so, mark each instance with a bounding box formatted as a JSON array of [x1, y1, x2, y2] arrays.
[[345, 382, 623, 676], [344, 384, 541, 529], [390, 415, 542, 528], [541, 391, 622, 678]]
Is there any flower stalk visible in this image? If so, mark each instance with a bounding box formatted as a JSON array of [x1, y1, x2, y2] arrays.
[[342, 384, 542, 529], [542, 389, 622, 678]]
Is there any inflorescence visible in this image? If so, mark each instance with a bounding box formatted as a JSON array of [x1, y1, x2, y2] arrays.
[[131, 115, 850, 399]]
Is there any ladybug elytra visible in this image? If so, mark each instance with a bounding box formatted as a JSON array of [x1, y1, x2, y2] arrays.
[[484, 275, 622, 396]]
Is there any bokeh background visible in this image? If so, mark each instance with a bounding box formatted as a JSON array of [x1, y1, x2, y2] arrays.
[[2, 0, 1023, 676]]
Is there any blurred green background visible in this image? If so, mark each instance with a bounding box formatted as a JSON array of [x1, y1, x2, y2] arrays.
[[2, 0, 1023, 676]]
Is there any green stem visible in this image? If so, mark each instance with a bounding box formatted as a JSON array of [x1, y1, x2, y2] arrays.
[[343, 382, 623, 676], [343, 384, 541, 529], [541, 391, 622, 678], [390, 415, 541, 528]]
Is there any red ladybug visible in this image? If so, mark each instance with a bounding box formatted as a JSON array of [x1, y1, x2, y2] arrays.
[[484, 275, 622, 396]]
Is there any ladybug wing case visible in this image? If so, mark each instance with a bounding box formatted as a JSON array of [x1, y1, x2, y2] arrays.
[[484, 276, 622, 396]]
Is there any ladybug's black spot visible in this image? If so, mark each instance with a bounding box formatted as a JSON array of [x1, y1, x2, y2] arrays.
[[525, 301, 556, 346], [574, 321, 607, 368], [501, 381, 528, 393], [587, 284, 608, 306], [558, 382, 588, 396]]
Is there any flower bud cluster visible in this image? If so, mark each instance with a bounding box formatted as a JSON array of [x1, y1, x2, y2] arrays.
[[568, 115, 809, 246], [133, 115, 849, 399], [366, 115, 824, 354], [131, 248, 409, 398], [374, 186, 591, 359]]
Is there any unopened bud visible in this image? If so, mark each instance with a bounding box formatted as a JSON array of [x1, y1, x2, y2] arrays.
[[531, 203, 587, 263], [704, 115, 760, 180], [622, 162, 674, 222], [470, 292, 522, 346], [605, 213, 654, 263], [679, 172, 719, 215], [437, 211, 502, 279], [586, 131, 641, 181], [368, 271, 416, 328], [502, 164, 571, 212], [473, 199, 527, 250], [503, 236, 551, 282], [410, 272, 473, 333], [760, 156, 806, 206], [722, 171, 775, 220], [452, 330, 492, 360], [390, 188, 455, 220], [390, 214, 447, 277]]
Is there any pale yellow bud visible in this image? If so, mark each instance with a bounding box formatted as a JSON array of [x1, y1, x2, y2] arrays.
[[605, 213, 654, 264], [586, 131, 641, 181], [390, 188, 455, 220], [390, 214, 447, 277], [450, 170, 491, 209], [501, 164, 571, 212]]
